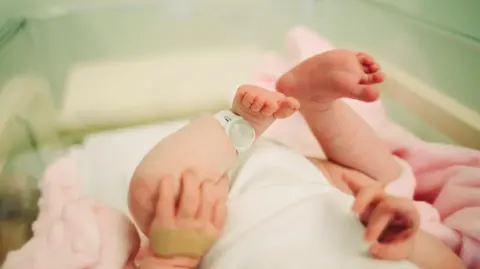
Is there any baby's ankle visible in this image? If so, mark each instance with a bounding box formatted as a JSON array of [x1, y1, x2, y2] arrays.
[[231, 107, 274, 138], [299, 100, 335, 114]]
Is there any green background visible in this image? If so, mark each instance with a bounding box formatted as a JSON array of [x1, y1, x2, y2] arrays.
[[1, 0, 478, 144]]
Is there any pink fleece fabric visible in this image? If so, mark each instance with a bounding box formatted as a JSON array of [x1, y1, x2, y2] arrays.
[[257, 26, 480, 269], [3, 155, 140, 269]]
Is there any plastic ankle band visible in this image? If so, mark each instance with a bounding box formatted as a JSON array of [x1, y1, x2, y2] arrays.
[[150, 226, 216, 258]]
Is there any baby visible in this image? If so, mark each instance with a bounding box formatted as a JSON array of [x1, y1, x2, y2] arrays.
[[129, 50, 465, 269]]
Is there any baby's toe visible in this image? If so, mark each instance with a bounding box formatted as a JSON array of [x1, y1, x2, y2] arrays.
[[241, 92, 256, 109], [273, 97, 300, 118], [357, 52, 382, 75], [260, 100, 279, 116], [250, 96, 266, 112], [358, 85, 380, 102], [373, 72, 385, 82], [285, 97, 300, 111], [360, 72, 385, 85], [357, 52, 375, 66], [257, 91, 283, 115], [366, 63, 380, 74]]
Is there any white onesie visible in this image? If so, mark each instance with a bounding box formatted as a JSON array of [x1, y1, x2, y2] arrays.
[[200, 140, 418, 269], [66, 126, 418, 269]]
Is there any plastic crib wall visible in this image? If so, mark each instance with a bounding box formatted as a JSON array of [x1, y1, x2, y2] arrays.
[[312, 0, 479, 143], [2, 0, 315, 104], [0, 0, 479, 144]]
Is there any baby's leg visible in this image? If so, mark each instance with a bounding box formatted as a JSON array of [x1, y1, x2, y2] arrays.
[[130, 85, 298, 268], [129, 85, 298, 235], [277, 51, 401, 184]]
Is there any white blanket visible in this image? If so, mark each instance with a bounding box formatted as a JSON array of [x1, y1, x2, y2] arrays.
[[67, 123, 418, 269]]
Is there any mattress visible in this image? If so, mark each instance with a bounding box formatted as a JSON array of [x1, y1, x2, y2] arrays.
[[70, 119, 189, 215]]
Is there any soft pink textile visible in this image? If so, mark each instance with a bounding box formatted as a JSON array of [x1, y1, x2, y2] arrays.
[[257, 26, 480, 269], [3, 155, 140, 269]]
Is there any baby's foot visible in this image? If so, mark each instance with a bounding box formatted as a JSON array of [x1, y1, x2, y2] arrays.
[[232, 85, 299, 137], [276, 50, 384, 110]]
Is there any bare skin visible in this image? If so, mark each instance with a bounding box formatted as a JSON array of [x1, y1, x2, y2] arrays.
[[133, 85, 299, 269], [130, 50, 464, 269], [277, 50, 402, 185], [345, 175, 465, 269], [237, 51, 464, 269]]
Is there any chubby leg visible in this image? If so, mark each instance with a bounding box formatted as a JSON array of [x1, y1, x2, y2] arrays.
[[277, 50, 401, 184], [129, 85, 298, 236], [130, 85, 298, 268]]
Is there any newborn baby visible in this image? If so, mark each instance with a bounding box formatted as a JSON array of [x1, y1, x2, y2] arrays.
[[130, 50, 465, 269], [0, 49, 463, 269]]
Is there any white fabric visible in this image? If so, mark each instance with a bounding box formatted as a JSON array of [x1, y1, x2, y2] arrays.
[[73, 120, 189, 216], [202, 140, 418, 269], [73, 123, 418, 269]]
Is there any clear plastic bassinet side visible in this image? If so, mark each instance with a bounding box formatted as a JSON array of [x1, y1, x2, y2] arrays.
[[0, 74, 65, 264], [0, 20, 64, 261], [0, 1, 317, 264]]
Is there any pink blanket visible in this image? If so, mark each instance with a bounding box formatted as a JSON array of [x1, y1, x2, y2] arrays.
[[257, 26, 480, 269], [2, 156, 140, 269]]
